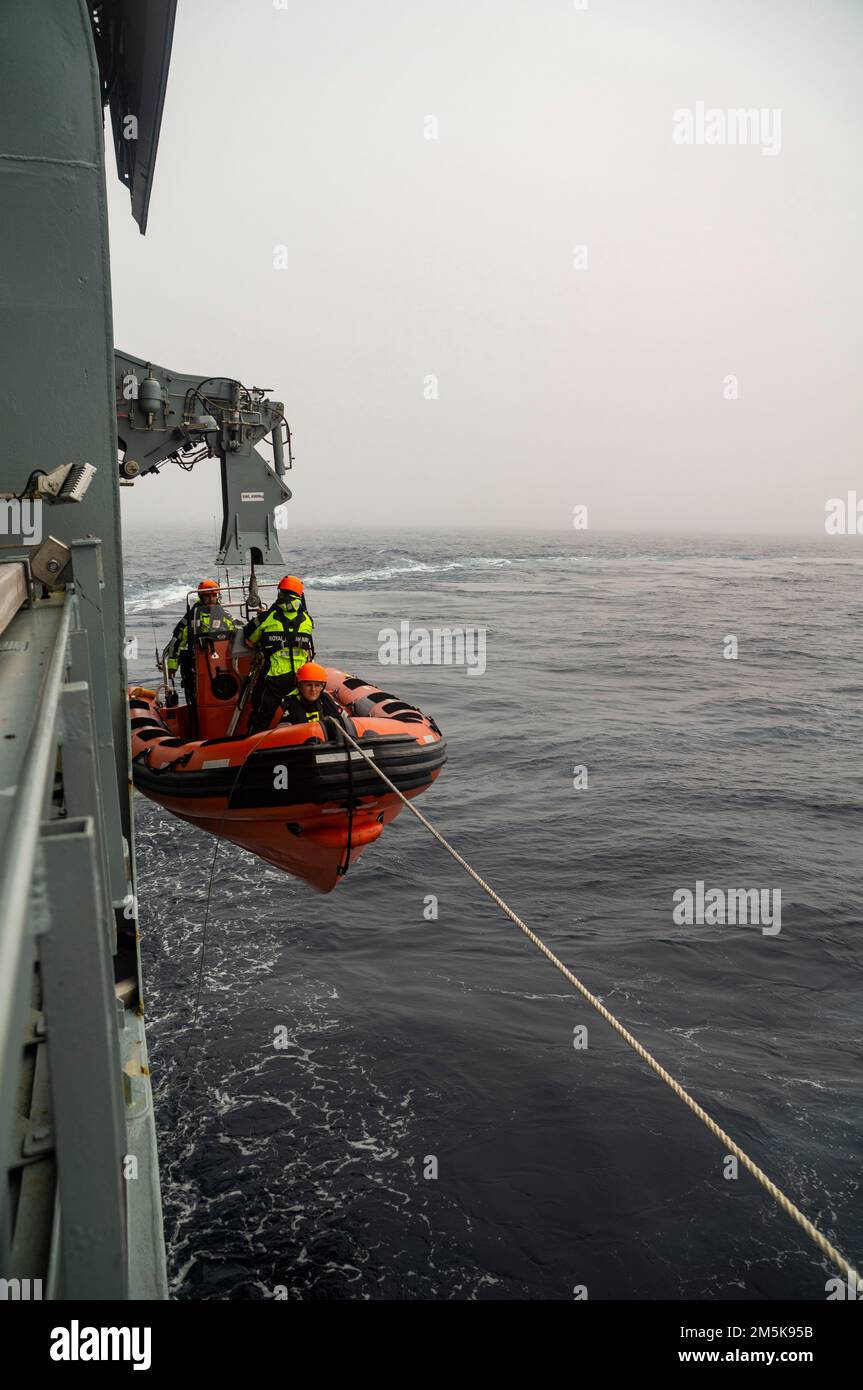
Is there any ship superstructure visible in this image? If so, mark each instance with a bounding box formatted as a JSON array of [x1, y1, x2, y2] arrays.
[[0, 0, 282, 1301]]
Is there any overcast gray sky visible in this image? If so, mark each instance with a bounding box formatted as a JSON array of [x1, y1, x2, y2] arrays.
[[110, 0, 863, 535]]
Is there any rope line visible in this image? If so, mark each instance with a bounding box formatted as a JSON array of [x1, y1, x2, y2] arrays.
[[338, 725, 861, 1289]]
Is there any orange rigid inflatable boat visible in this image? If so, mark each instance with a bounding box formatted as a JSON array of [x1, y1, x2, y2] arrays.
[[129, 637, 446, 893]]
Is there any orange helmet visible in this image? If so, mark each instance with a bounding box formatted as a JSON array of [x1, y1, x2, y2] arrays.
[[278, 575, 303, 595], [197, 578, 219, 594], [297, 662, 327, 684]]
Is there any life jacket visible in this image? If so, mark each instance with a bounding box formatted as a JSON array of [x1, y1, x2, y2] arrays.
[[283, 692, 339, 725], [246, 598, 314, 678], [190, 601, 234, 643], [167, 601, 235, 672]]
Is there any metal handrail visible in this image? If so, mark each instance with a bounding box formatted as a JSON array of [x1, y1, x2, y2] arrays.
[[0, 596, 73, 1047]]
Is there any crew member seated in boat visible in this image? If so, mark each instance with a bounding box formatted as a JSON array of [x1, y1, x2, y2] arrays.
[[283, 663, 341, 725], [244, 575, 315, 733], [166, 578, 237, 702]]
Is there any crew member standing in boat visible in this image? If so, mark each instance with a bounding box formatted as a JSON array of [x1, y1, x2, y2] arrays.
[[166, 578, 237, 703], [245, 575, 315, 732], [283, 663, 341, 725]]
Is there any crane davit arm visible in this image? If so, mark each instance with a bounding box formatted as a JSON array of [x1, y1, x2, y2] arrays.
[[114, 350, 292, 566]]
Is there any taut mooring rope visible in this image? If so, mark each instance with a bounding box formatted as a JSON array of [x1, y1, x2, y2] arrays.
[[339, 725, 860, 1290]]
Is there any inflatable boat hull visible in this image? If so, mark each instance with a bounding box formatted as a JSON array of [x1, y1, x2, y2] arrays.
[[129, 668, 446, 892]]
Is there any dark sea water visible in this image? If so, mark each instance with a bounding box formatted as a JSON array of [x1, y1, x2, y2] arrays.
[[123, 528, 863, 1300]]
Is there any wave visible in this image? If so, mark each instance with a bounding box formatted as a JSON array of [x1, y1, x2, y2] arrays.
[[124, 544, 863, 612], [126, 582, 195, 615], [302, 554, 522, 588], [125, 555, 529, 608]]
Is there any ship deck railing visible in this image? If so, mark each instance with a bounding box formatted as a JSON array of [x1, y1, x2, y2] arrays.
[[0, 546, 167, 1301]]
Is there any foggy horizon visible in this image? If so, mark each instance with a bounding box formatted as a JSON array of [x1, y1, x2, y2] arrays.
[[119, 513, 863, 540]]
